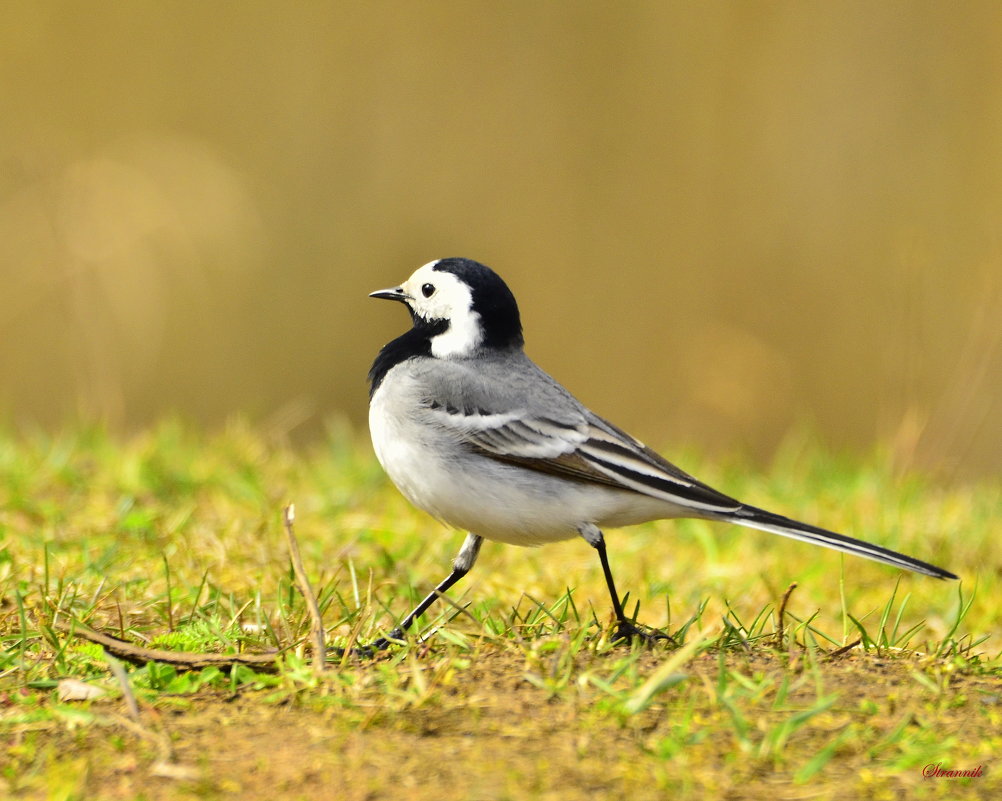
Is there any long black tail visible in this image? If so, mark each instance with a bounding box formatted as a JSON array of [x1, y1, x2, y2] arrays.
[[720, 504, 957, 580]]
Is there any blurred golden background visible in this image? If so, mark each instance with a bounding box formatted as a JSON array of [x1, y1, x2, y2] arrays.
[[2, 3, 1000, 477]]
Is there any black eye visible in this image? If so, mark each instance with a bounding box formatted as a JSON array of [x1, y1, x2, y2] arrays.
[[421, 283, 435, 298]]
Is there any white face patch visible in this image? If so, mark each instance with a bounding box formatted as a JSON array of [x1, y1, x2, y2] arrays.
[[401, 261, 483, 358]]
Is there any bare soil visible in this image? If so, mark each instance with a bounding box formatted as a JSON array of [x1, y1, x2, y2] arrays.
[[5, 648, 1000, 800]]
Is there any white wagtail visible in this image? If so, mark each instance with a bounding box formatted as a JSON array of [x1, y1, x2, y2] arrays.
[[367, 258, 956, 646]]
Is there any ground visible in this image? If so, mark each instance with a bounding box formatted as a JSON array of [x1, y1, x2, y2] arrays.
[[1, 421, 999, 799]]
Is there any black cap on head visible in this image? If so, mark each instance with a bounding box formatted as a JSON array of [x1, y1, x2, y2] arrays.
[[433, 258, 524, 350]]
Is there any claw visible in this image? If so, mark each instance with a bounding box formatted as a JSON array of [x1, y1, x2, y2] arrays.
[[611, 620, 674, 647], [349, 628, 406, 657]]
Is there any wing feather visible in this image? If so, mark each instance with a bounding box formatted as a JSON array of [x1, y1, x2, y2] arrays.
[[412, 354, 740, 512], [423, 399, 740, 512]]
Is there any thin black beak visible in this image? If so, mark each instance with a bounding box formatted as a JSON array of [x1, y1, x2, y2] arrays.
[[369, 286, 411, 302]]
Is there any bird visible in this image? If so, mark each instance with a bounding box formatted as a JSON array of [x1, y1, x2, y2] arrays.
[[366, 257, 957, 647]]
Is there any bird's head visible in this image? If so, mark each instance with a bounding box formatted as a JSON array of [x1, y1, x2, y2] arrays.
[[370, 258, 524, 357]]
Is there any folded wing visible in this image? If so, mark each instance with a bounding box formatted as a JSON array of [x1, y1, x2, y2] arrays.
[[421, 386, 741, 514]]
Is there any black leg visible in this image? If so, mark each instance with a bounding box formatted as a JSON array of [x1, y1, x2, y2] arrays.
[[593, 532, 628, 626], [580, 524, 671, 645], [367, 532, 483, 651]]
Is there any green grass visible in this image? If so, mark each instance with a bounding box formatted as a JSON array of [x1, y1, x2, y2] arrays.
[[1, 418, 999, 800]]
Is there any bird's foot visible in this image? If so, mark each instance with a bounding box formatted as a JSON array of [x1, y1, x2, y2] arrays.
[[612, 619, 674, 647], [347, 628, 406, 658]]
